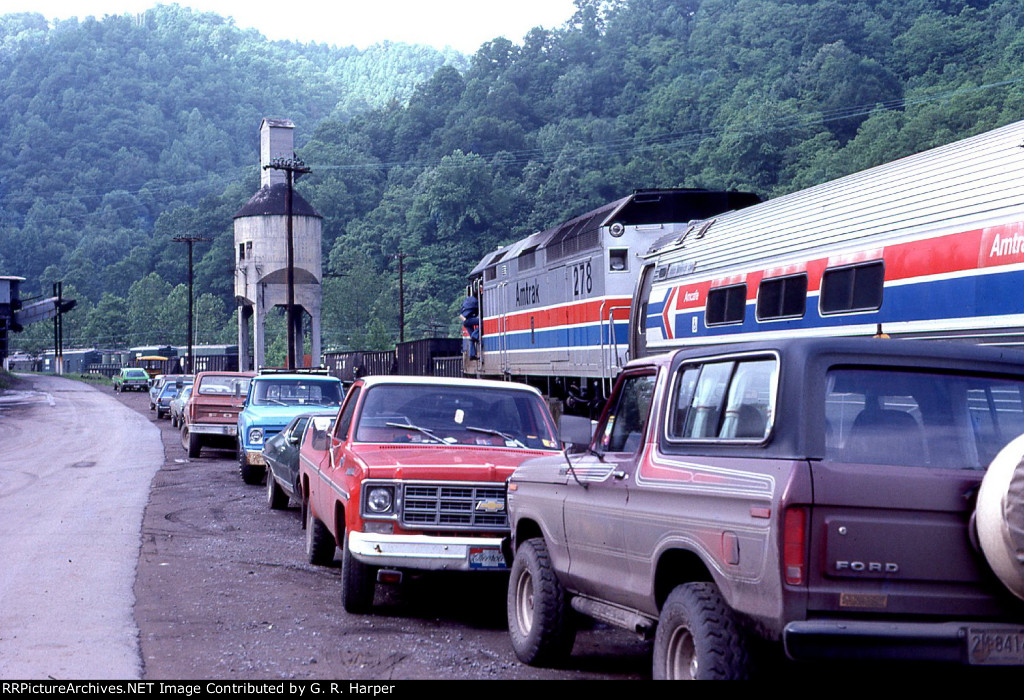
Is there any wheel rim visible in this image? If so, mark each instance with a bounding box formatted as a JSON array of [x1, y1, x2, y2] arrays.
[[514, 568, 534, 637], [665, 625, 697, 680], [267, 472, 274, 504], [305, 508, 313, 552]]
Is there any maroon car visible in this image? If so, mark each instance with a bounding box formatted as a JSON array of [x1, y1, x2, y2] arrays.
[[506, 337, 1024, 678]]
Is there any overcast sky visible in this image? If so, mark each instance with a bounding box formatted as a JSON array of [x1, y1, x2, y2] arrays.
[[2, 1, 579, 53]]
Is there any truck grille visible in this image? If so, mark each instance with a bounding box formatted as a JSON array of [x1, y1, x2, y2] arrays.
[[402, 484, 507, 529]]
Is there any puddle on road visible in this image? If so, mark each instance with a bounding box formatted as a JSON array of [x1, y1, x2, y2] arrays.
[[0, 390, 54, 414]]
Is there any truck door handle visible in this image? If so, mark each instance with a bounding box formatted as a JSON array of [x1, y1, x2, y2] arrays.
[[613, 470, 627, 480]]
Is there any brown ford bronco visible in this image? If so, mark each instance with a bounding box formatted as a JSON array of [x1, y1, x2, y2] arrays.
[[505, 337, 1024, 678]]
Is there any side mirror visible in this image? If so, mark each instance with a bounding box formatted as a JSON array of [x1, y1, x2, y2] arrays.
[[559, 414, 594, 451]]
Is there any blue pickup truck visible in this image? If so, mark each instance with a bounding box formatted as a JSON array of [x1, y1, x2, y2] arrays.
[[237, 368, 344, 484]]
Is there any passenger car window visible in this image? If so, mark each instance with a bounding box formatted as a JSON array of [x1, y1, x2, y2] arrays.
[[667, 358, 776, 441], [756, 274, 808, 320], [705, 284, 747, 326], [820, 261, 884, 314]]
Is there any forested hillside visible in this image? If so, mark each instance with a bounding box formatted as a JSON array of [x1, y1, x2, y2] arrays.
[[6, 0, 1024, 357]]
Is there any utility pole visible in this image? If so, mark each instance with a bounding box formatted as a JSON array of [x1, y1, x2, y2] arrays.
[[263, 156, 311, 369], [53, 282, 62, 375], [173, 235, 211, 374], [395, 252, 406, 344]]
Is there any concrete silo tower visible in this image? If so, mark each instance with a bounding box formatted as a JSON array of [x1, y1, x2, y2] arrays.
[[234, 118, 322, 370]]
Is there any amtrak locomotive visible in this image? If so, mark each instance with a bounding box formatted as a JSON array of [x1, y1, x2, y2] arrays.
[[463, 188, 760, 411], [464, 119, 1024, 413]]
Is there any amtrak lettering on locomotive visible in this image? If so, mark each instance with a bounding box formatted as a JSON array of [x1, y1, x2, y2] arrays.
[[464, 188, 760, 411]]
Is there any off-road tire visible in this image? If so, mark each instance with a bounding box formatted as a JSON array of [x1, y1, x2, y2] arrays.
[[305, 506, 335, 566], [652, 582, 750, 680], [507, 537, 576, 666], [266, 470, 288, 510], [341, 534, 376, 614]]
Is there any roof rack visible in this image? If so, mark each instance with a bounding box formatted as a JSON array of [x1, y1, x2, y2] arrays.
[[256, 366, 333, 376]]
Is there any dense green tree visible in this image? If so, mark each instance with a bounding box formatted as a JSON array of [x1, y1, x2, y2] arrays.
[[126, 272, 172, 345], [9, 0, 1024, 353], [83, 293, 130, 348]]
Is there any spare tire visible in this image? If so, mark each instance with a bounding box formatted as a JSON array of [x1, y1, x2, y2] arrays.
[[977, 433, 1024, 601]]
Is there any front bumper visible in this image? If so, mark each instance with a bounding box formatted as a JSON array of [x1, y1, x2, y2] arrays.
[[784, 620, 1024, 665], [347, 531, 508, 572], [243, 450, 266, 466], [189, 423, 237, 437]]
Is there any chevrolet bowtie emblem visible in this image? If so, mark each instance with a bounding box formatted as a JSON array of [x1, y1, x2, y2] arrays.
[[475, 499, 505, 513]]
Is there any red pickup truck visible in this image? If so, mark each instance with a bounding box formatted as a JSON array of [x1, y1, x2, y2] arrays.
[[300, 375, 561, 613], [180, 371, 254, 458]]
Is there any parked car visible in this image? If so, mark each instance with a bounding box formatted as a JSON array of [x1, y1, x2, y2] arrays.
[[149, 374, 189, 411], [113, 367, 150, 392], [265, 411, 336, 510], [169, 385, 192, 428], [237, 369, 345, 485], [505, 337, 1024, 679], [156, 378, 192, 420], [181, 371, 254, 459], [301, 375, 562, 614]]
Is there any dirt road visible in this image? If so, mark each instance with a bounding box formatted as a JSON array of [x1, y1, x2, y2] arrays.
[[118, 383, 650, 680]]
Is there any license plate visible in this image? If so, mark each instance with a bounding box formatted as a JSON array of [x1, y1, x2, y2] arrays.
[[468, 546, 506, 569], [968, 628, 1024, 665]]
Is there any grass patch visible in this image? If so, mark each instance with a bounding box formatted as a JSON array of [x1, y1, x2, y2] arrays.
[[0, 368, 16, 390], [63, 373, 112, 387], [0, 370, 112, 388]]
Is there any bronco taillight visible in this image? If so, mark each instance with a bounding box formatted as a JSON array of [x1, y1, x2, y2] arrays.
[[783, 506, 807, 586]]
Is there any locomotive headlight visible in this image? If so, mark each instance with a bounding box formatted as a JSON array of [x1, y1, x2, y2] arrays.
[[248, 427, 264, 445], [366, 486, 395, 515]]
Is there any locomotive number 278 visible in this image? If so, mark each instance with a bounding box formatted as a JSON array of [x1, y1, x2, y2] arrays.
[[572, 261, 593, 297]]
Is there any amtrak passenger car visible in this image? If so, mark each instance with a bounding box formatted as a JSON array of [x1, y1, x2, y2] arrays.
[[633, 120, 1024, 359], [465, 189, 759, 410]]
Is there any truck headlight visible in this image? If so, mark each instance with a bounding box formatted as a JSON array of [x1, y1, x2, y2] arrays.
[[248, 427, 264, 445], [366, 486, 394, 515]]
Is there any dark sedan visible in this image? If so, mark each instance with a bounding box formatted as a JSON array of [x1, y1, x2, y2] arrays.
[[265, 411, 336, 510]]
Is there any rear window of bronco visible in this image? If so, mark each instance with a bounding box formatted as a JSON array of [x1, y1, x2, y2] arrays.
[[825, 367, 1024, 469], [198, 376, 251, 396]]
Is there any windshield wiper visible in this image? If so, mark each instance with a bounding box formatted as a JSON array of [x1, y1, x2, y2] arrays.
[[386, 422, 447, 445], [466, 426, 526, 448]]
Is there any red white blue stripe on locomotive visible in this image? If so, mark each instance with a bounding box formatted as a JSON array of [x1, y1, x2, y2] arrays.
[[480, 296, 632, 353], [646, 221, 1024, 344]]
